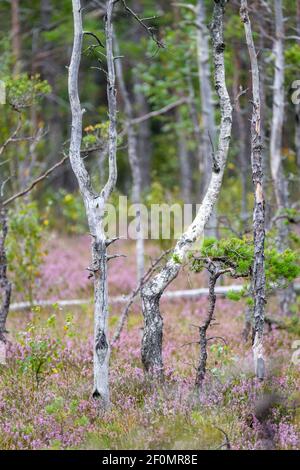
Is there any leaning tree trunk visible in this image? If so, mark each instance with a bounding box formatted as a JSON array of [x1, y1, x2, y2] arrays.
[[270, 0, 295, 315], [68, 0, 118, 409], [0, 208, 12, 365], [141, 0, 232, 377], [241, 0, 266, 380]]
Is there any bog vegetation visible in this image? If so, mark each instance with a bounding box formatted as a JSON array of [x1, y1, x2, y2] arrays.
[[0, 0, 299, 450]]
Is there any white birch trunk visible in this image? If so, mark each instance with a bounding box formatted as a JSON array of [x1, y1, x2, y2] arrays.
[[241, 0, 266, 380], [0, 208, 12, 365], [68, 0, 118, 409], [141, 0, 232, 376]]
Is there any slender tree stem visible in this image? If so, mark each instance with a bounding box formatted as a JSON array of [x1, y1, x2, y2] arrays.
[[241, 0, 266, 379]]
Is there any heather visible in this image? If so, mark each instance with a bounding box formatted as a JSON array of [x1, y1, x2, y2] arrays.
[[0, 237, 299, 450], [1, 0, 300, 453]]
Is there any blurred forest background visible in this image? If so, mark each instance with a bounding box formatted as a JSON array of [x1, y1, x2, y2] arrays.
[[1, 0, 299, 226]]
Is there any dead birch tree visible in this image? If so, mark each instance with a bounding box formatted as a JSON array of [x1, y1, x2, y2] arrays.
[[241, 0, 266, 380], [270, 0, 295, 315], [68, 0, 117, 409], [141, 0, 232, 377]]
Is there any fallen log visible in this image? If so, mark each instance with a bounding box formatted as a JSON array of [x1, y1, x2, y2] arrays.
[[10, 283, 300, 312]]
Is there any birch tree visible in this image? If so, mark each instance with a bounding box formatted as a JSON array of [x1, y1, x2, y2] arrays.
[[0, 209, 11, 365], [270, 0, 295, 315], [240, 0, 266, 380], [68, 0, 118, 409], [141, 0, 233, 376]]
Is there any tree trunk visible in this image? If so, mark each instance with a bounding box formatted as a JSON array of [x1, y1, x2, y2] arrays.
[[195, 269, 219, 388], [233, 52, 249, 224], [241, 0, 266, 380], [270, 0, 295, 315], [0, 208, 12, 365], [196, 0, 217, 237], [196, 0, 217, 191], [141, 0, 232, 377], [68, 0, 118, 409], [91, 234, 110, 407]]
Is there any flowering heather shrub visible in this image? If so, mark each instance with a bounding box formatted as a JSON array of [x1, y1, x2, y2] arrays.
[[1, 284, 299, 450], [1, 238, 299, 449], [39, 236, 137, 300]]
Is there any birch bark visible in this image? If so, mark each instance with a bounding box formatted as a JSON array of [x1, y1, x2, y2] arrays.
[[68, 0, 118, 409], [0, 208, 12, 365], [241, 0, 266, 380], [141, 0, 232, 376]]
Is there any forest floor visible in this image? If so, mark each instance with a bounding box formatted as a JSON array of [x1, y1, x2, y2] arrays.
[[0, 234, 299, 450]]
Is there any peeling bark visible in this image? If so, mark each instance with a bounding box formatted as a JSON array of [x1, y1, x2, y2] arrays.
[[141, 0, 232, 377], [241, 0, 266, 380]]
